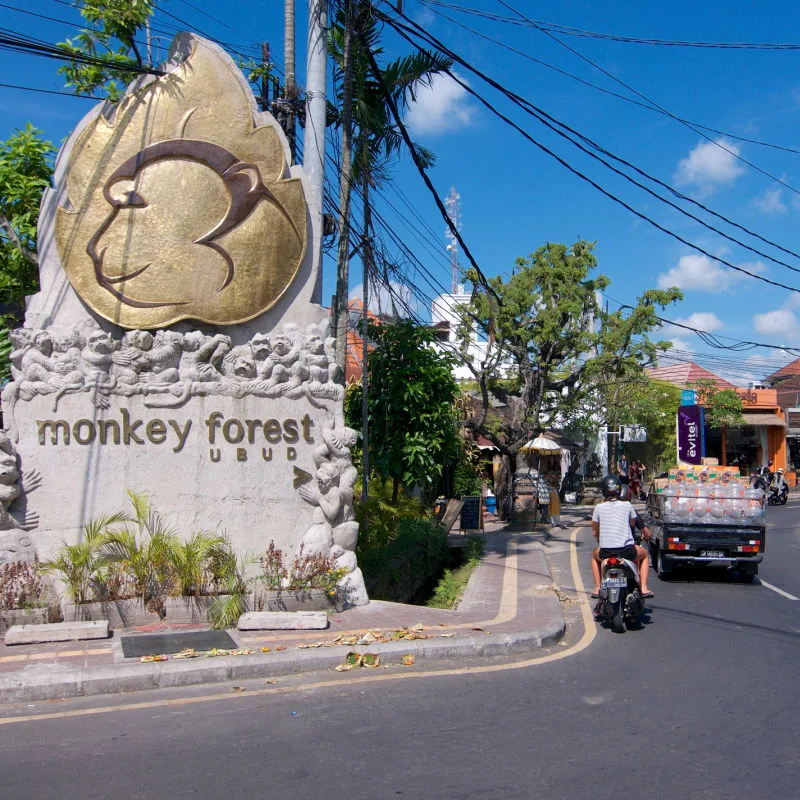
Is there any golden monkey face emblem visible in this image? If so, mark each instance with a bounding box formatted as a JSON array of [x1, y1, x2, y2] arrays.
[[55, 36, 308, 329]]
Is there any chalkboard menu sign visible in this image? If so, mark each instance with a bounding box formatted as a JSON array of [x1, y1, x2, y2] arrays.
[[459, 495, 483, 532]]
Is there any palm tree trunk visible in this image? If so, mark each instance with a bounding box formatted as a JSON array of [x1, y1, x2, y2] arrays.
[[333, 1, 355, 379], [284, 0, 296, 162]]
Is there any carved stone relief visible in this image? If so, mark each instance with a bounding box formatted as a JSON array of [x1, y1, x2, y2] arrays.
[[3, 322, 344, 438]]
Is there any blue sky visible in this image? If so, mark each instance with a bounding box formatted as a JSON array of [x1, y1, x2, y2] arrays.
[[4, 1, 800, 386]]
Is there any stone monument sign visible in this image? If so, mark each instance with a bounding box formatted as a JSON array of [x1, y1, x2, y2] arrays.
[[1, 34, 367, 605]]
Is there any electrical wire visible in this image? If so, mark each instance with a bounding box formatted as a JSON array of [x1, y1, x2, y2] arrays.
[[0, 80, 100, 99], [381, 10, 800, 293], [419, 1, 800, 157], [493, 0, 800, 199], [423, 1, 800, 51]]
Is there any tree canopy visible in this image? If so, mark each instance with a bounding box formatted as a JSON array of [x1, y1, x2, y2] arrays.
[[0, 124, 55, 316], [456, 240, 682, 470], [57, 0, 156, 101], [345, 319, 461, 502]]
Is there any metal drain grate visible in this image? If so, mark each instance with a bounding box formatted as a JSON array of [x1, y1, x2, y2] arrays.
[[120, 629, 237, 658]]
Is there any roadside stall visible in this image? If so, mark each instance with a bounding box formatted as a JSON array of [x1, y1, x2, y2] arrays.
[[516, 436, 565, 524]]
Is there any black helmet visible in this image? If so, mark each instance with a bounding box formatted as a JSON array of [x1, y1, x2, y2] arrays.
[[601, 474, 622, 498]]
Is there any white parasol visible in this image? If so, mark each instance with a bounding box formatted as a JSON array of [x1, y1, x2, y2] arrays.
[[520, 435, 563, 455]]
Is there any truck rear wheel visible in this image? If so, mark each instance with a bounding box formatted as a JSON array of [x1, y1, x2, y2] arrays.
[[655, 545, 673, 581], [740, 563, 758, 583]]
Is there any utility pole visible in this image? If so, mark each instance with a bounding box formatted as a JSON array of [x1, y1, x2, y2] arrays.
[[304, 0, 327, 306], [333, 0, 355, 379], [284, 0, 296, 163], [260, 42, 271, 112]]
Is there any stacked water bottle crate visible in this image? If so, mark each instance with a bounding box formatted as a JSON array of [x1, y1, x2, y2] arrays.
[[660, 467, 765, 525]]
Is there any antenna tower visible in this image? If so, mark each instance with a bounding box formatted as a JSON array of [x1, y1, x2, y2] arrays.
[[444, 186, 461, 293]]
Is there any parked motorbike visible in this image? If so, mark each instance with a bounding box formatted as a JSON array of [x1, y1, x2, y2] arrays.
[[596, 554, 645, 633]]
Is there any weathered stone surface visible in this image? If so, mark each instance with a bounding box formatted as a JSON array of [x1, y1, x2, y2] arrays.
[[3, 33, 370, 610], [237, 611, 328, 630], [4, 620, 109, 644], [61, 600, 161, 629], [164, 595, 233, 624], [251, 587, 332, 613], [0, 607, 50, 637]]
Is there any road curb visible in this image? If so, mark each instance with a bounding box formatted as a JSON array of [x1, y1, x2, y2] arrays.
[[0, 607, 566, 703]]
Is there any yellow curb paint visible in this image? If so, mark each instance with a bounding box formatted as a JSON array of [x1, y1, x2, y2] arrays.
[[0, 529, 595, 727], [0, 648, 113, 664]]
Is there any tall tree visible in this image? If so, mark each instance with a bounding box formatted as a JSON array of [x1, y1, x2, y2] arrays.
[[344, 319, 461, 504], [58, 0, 156, 101], [456, 240, 681, 511], [0, 124, 55, 317], [328, 1, 451, 376]]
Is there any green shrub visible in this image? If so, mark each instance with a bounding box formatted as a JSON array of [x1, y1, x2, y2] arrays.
[[426, 537, 483, 609], [359, 516, 449, 603]]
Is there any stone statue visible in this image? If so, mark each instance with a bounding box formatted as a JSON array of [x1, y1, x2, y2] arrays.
[[0, 431, 40, 564]]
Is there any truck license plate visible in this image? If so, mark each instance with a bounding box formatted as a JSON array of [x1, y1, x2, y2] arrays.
[[700, 550, 725, 558], [603, 577, 627, 588]]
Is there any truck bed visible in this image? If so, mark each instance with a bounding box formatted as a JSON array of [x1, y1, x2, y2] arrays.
[[646, 486, 766, 580]]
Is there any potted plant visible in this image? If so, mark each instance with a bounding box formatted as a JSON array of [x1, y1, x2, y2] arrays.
[[0, 558, 58, 637], [44, 494, 167, 628], [253, 542, 348, 613], [164, 533, 244, 625]]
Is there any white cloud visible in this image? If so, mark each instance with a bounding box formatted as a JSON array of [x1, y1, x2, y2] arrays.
[[657, 253, 766, 293], [753, 308, 800, 339], [405, 72, 475, 136], [754, 187, 787, 215], [673, 138, 745, 194], [657, 253, 737, 292], [667, 337, 694, 353], [413, 7, 436, 27], [674, 312, 724, 332]]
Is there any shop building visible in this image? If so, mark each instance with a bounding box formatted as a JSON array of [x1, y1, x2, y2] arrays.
[[647, 362, 787, 472]]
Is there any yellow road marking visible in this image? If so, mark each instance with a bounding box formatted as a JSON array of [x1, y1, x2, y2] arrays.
[[0, 529, 595, 726]]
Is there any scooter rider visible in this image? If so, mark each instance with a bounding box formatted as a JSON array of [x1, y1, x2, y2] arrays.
[[591, 474, 654, 599], [770, 467, 787, 500]]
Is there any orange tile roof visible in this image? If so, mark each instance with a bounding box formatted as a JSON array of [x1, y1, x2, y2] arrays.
[[767, 357, 800, 381], [343, 299, 379, 384], [646, 361, 735, 390]]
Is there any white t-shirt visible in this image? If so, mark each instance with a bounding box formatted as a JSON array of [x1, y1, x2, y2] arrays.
[[592, 499, 636, 548]]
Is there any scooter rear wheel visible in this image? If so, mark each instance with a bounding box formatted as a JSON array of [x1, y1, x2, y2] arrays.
[[609, 599, 625, 633]]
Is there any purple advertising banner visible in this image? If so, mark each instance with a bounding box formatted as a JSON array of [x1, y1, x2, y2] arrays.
[[677, 404, 705, 465]]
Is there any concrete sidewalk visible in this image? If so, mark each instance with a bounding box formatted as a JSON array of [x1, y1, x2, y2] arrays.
[[0, 516, 588, 703]]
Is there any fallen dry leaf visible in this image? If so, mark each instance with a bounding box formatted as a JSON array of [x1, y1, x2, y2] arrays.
[[139, 654, 168, 663], [402, 654, 416, 666]]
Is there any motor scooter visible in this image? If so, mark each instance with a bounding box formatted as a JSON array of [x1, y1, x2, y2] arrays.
[[596, 554, 645, 633], [767, 481, 788, 506]]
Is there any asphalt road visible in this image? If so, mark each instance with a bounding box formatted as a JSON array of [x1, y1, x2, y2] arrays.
[[1, 502, 798, 800]]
